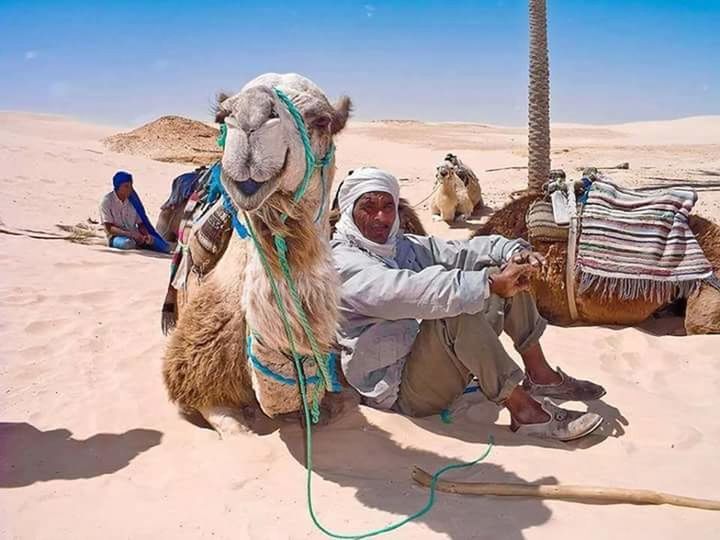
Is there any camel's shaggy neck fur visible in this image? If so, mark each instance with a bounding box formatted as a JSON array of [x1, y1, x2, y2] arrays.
[[240, 168, 338, 357], [212, 74, 348, 358], [438, 173, 459, 202]]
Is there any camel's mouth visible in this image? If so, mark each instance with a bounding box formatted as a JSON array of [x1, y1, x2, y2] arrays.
[[222, 149, 289, 212], [237, 178, 264, 197]]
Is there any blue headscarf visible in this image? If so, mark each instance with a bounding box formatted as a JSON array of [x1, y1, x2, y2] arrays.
[[113, 171, 171, 253]]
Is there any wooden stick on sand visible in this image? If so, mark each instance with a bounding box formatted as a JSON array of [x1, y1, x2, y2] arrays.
[[411, 467, 720, 511]]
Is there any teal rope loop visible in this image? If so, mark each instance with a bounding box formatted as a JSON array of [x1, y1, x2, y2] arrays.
[[247, 334, 321, 386], [305, 437, 494, 540], [273, 87, 334, 224], [273, 88, 317, 204]]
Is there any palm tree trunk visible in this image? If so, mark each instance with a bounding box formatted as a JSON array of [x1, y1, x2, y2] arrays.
[[528, 0, 551, 192]]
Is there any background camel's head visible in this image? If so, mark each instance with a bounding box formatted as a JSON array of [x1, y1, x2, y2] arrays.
[[435, 163, 456, 185], [215, 73, 352, 213], [444, 153, 459, 167]]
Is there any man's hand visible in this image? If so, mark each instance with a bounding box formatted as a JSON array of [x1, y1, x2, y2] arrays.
[[489, 262, 536, 298], [511, 249, 547, 269], [130, 230, 146, 244]]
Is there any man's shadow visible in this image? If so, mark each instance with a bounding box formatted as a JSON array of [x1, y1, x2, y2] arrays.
[[405, 391, 628, 451], [0, 423, 163, 488], [278, 402, 555, 540]]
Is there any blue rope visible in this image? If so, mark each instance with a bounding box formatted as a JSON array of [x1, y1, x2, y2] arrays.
[[207, 162, 224, 206], [247, 334, 321, 386], [223, 195, 249, 239], [324, 351, 342, 393]]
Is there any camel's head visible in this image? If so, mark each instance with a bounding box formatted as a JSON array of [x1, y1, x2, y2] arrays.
[[444, 153, 459, 167], [435, 163, 456, 185], [215, 73, 352, 213]]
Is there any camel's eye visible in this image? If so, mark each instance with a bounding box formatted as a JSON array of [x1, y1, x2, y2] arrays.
[[268, 107, 279, 120], [310, 116, 331, 131]]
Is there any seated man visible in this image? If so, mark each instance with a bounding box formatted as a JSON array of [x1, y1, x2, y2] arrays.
[[332, 167, 606, 441], [100, 171, 170, 252]]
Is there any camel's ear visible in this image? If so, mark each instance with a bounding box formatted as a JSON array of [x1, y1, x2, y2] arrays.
[[331, 96, 352, 135], [213, 91, 232, 124]]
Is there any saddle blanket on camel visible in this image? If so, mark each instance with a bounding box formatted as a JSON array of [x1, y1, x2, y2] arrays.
[[576, 179, 713, 301], [161, 162, 232, 333]]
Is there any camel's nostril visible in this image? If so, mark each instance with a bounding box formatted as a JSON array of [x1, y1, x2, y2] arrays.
[[237, 178, 263, 196]]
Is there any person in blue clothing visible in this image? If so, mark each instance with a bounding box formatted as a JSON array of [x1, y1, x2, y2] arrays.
[[99, 171, 170, 252]]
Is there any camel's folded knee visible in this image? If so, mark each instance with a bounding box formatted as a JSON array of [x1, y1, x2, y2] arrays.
[[198, 405, 256, 439]]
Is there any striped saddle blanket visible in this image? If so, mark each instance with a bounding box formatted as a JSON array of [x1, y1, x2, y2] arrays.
[[577, 180, 713, 301]]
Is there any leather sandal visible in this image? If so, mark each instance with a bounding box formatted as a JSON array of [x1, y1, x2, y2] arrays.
[[512, 397, 603, 442]]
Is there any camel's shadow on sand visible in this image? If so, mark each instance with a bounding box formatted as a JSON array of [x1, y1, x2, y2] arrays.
[[0, 422, 163, 488]]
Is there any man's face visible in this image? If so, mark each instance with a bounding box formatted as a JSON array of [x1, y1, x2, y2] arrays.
[[352, 191, 397, 244], [116, 181, 133, 201]]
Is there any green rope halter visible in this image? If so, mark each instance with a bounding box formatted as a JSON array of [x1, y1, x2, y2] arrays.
[[217, 87, 493, 539], [273, 87, 335, 223]]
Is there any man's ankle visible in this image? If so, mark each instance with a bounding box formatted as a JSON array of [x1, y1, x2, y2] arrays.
[[527, 367, 562, 386], [505, 388, 550, 425]]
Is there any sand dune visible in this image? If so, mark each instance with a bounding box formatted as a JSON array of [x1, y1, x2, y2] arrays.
[[1, 112, 720, 539], [103, 116, 222, 165]]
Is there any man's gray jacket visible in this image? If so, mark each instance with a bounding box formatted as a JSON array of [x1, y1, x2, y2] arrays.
[[331, 233, 528, 409]]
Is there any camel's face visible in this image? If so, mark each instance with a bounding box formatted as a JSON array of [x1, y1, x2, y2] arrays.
[[436, 164, 454, 185], [217, 74, 351, 213], [444, 153, 459, 167]]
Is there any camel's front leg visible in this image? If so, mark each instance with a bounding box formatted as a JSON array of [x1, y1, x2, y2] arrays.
[[198, 405, 256, 439]]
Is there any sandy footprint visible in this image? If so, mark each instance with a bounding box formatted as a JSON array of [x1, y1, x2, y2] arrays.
[[24, 317, 76, 336]]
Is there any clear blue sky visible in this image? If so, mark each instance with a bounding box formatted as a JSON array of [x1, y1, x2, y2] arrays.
[[1, 0, 718, 126]]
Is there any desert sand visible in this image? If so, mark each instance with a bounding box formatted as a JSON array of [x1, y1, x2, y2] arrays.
[[1, 111, 719, 539]]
